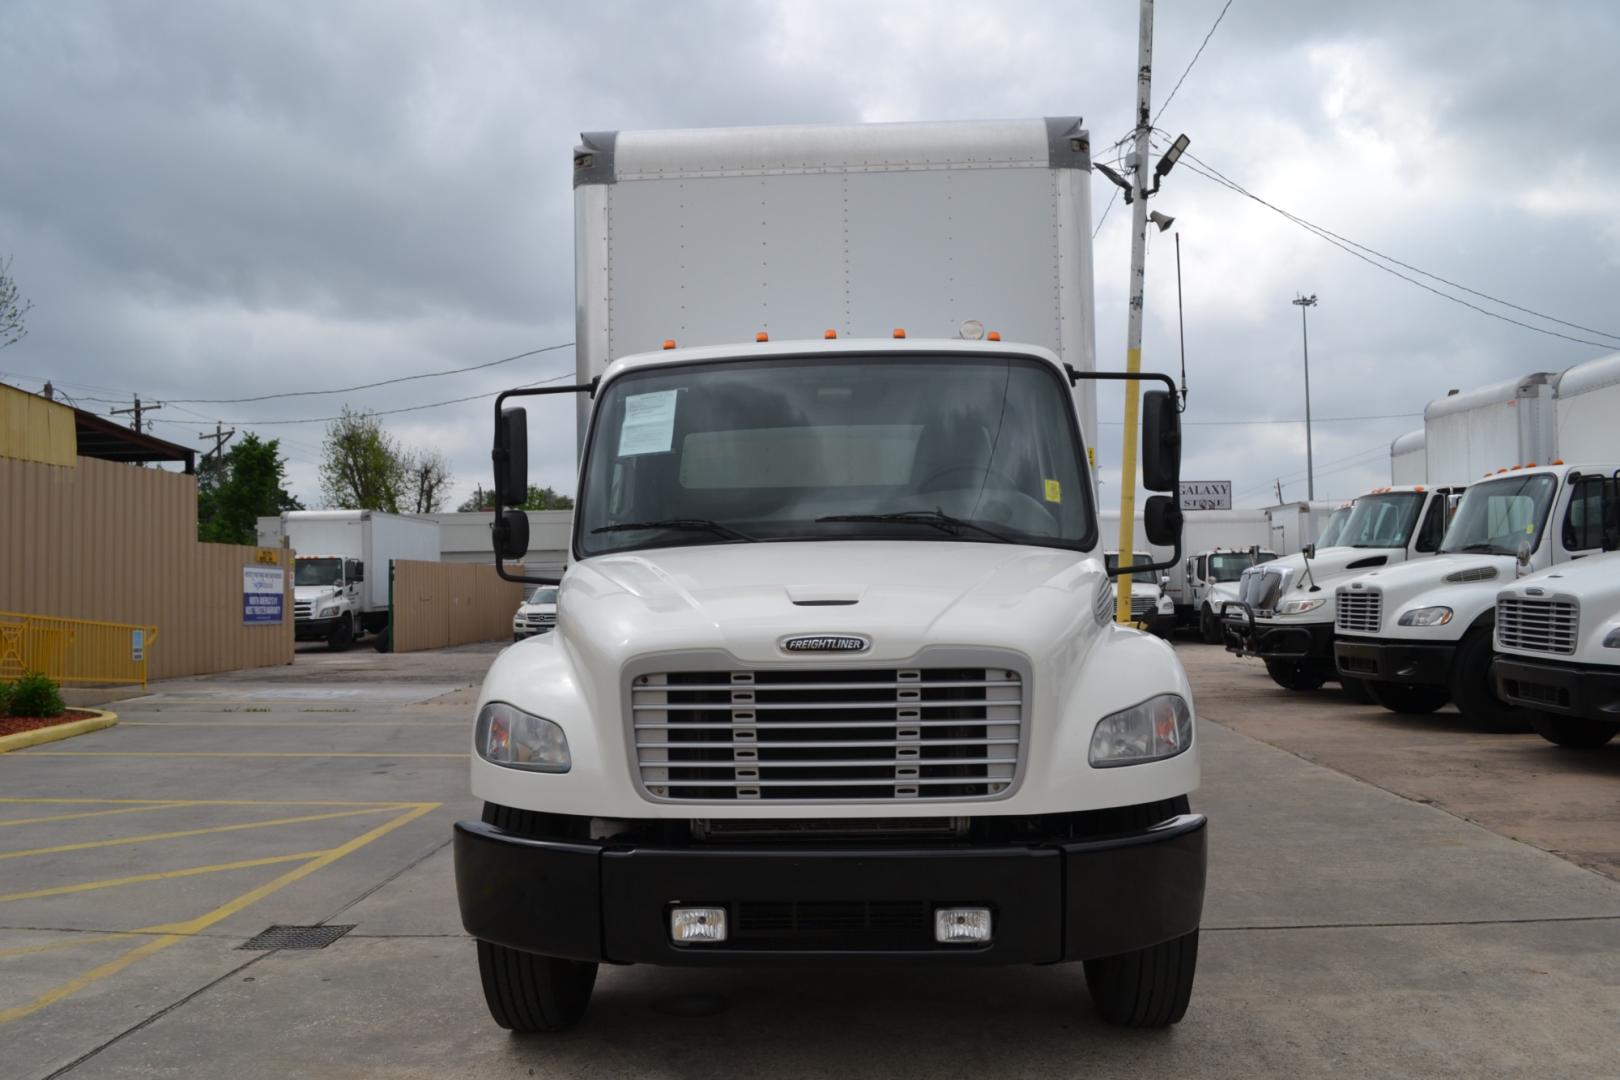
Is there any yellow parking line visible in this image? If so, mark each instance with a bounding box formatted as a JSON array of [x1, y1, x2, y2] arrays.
[[0, 797, 427, 807], [0, 802, 439, 1024], [0, 932, 140, 960], [0, 807, 402, 861], [0, 850, 331, 903], [17, 751, 468, 758], [0, 803, 189, 827]]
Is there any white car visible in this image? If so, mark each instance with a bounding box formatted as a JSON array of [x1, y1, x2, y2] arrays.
[[512, 585, 559, 641]]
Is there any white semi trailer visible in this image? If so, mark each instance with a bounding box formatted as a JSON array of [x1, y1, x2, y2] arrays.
[[257, 510, 440, 650], [452, 119, 1206, 1033]]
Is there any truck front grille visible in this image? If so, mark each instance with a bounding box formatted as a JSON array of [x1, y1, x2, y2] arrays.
[[293, 601, 314, 620], [1129, 596, 1155, 619], [1497, 598, 1579, 655], [732, 900, 933, 948], [1336, 590, 1381, 634], [631, 667, 1023, 802]]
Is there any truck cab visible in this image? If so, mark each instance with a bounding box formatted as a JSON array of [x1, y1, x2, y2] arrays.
[[1224, 485, 1461, 692], [1106, 551, 1164, 626], [1175, 548, 1277, 644], [293, 555, 364, 650], [1492, 546, 1620, 749], [1334, 465, 1619, 727]]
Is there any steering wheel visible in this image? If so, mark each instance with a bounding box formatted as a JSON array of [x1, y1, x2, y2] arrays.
[[915, 463, 1058, 535]]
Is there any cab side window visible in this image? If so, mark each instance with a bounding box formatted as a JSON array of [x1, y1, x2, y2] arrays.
[[1562, 477, 1608, 552], [1413, 497, 1446, 553]]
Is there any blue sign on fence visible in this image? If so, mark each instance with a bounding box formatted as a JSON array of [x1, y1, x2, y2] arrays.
[[243, 566, 284, 624]]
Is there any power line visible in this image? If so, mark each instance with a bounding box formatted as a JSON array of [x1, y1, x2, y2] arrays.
[[1152, 0, 1235, 125], [164, 342, 574, 404], [1172, 149, 1620, 350], [1099, 410, 1419, 427], [185, 370, 580, 427]]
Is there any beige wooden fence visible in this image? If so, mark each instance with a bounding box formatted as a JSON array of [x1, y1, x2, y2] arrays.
[[0, 455, 293, 681], [390, 560, 526, 653]]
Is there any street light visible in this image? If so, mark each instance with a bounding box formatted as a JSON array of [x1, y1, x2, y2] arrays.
[[1292, 293, 1318, 500]]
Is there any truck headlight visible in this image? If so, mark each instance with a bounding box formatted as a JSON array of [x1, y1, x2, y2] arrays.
[[318, 605, 339, 618], [475, 702, 570, 773], [1398, 606, 1453, 627], [1089, 693, 1192, 768], [1604, 627, 1620, 649], [1278, 597, 1326, 616]]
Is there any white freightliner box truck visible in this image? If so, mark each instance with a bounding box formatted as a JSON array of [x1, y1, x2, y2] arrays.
[[257, 510, 440, 649], [1333, 465, 1620, 727], [1492, 541, 1620, 749], [1223, 485, 1463, 695], [452, 119, 1206, 1033]]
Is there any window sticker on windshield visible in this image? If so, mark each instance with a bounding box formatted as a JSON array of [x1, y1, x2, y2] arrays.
[[1044, 478, 1062, 503], [618, 390, 678, 456]]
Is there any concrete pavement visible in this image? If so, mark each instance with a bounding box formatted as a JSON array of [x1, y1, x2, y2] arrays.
[[2, 639, 1616, 1079]]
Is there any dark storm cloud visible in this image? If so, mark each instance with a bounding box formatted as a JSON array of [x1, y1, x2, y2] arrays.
[[1, 0, 1616, 507]]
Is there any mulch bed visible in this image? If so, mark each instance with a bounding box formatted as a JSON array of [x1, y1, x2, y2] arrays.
[[0, 710, 102, 737]]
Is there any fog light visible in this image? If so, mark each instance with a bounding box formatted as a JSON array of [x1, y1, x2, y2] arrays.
[[934, 907, 993, 944], [669, 906, 727, 944]]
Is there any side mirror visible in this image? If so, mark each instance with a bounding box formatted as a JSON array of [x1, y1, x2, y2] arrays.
[[1140, 390, 1181, 493], [1516, 538, 1533, 576], [494, 509, 530, 559], [1143, 494, 1182, 547], [353, 562, 364, 583], [1158, 573, 1171, 589], [1302, 544, 1316, 561], [494, 407, 528, 507]]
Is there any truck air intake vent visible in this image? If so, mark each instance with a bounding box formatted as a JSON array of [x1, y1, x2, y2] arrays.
[[1344, 556, 1389, 570], [1496, 598, 1579, 655], [631, 666, 1023, 803], [1443, 566, 1499, 584]]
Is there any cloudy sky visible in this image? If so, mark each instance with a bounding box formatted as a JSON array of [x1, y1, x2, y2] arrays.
[[2, 0, 1617, 512]]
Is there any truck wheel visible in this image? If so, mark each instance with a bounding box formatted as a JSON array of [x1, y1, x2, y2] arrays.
[[1084, 929, 1199, 1028], [1366, 680, 1449, 714], [476, 940, 597, 1032], [1529, 711, 1617, 749], [1338, 676, 1373, 704], [327, 615, 354, 652], [1200, 606, 1222, 645], [1264, 660, 1326, 691], [1448, 630, 1528, 733]]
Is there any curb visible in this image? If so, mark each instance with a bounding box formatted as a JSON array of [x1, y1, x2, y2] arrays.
[[0, 710, 119, 754]]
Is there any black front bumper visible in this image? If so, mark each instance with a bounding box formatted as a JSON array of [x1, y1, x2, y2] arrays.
[[1335, 638, 1456, 686], [453, 813, 1206, 967], [294, 616, 340, 641], [1222, 602, 1334, 664], [1493, 656, 1620, 722]]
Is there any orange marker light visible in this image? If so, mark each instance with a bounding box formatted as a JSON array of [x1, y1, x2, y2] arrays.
[[1525, 462, 1537, 468], [662, 339, 676, 350], [987, 331, 1001, 341], [756, 332, 769, 342], [1552, 459, 1565, 465], [893, 328, 907, 339], [824, 329, 838, 339]]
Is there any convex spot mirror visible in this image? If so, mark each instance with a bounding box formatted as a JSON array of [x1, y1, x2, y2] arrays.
[[495, 510, 529, 560], [492, 406, 530, 559], [1144, 495, 1183, 547], [1141, 390, 1181, 493]]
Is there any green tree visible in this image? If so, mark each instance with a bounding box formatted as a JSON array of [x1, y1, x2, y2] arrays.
[[319, 408, 405, 511], [0, 254, 32, 351], [456, 484, 573, 512], [197, 433, 302, 544]]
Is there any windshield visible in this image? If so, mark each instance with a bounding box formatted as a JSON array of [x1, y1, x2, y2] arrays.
[[577, 354, 1094, 556], [294, 558, 341, 587], [1208, 552, 1264, 581], [1339, 493, 1426, 548], [527, 586, 559, 605], [1440, 474, 1557, 556], [1317, 507, 1351, 548], [1105, 552, 1157, 572]]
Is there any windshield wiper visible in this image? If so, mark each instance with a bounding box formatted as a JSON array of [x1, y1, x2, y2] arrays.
[[816, 509, 1013, 542], [1450, 542, 1508, 554], [591, 519, 758, 542]]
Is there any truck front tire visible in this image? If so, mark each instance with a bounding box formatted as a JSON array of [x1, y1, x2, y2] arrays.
[[1449, 630, 1528, 733], [1366, 680, 1449, 714], [1084, 928, 1199, 1028], [327, 615, 354, 653], [1529, 711, 1617, 749], [1200, 606, 1222, 645], [476, 940, 597, 1032], [1264, 660, 1327, 691]]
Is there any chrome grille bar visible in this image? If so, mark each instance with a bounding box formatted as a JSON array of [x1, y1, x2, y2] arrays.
[[1335, 590, 1381, 634]]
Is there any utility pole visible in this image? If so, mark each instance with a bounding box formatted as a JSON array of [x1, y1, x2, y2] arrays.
[[199, 421, 236, 463], [110, 395, 161, 434], [42, 381, 54, 401], [1292, 294, 1318, 500], [1275, 478, 1284, 505], [1111, 0, 1157, 625]]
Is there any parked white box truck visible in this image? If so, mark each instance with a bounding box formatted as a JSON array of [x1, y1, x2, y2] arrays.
[[257, 510, 440, 649], [453, 119, 1205, 1033]]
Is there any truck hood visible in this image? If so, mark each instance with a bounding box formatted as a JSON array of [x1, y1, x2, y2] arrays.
[[1256, 545, 1406, 597], [560, 540, 1102, 667], [1336, 552, 1514, 636], [293, 586, 341, 603]]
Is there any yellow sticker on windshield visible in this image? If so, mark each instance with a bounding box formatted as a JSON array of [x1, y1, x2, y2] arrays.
[[1044, 479, 1062, 503]]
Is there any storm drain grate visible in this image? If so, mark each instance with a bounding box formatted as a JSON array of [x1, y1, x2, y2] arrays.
[[238, 924, 355, 951]]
